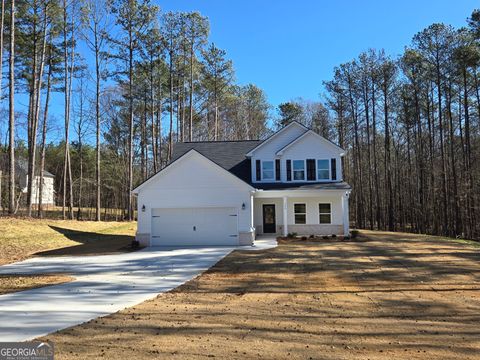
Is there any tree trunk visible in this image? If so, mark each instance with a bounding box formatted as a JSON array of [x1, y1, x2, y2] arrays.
[[26, 0, 39, 217], [363, 78, 373, 229], [27, 3, 48, 216], [446, 83, 459, 235], [141, 91, 147, 179], [383, 80, 394, 231], [38, 55, 52, 218], [62, 0, 71, 219], [150, 53, 157, 173], [168, 48, 174, 161], [412, 74, 425, 233], [77, 88, 84, 220], [463, 67, 474, 238], [189, 38, 194, 141], [94, 20, 101, 221], [127, 26, 134, 221], [8, 0, 15, 214], [435, 59, 448, 235], [0, 0, 5, 102], [426, 83, 437, 234], [371, 82, 381, 229]]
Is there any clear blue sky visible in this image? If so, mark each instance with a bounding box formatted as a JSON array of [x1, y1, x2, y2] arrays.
[[161, 0, 478, 107]]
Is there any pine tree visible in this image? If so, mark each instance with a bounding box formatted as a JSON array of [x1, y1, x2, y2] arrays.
[[108, 0, 158, 220], [201, 43, 233, 140]]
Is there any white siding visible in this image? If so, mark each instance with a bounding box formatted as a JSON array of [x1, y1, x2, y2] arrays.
[[280, 132, 343, 181], [287, 196, 343, 226], [30, 176, 55, 205], [252, 124, 307, 158], [250, 126, 344, 184], [136, 152, 253, 245], [254, 194, 344, 235], [254, 198, 283, 233], [251, 123, 307, 183], [254, 191, 348, 235]]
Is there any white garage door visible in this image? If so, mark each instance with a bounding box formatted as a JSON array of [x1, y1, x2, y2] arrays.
[[151, 207, 238, 246]]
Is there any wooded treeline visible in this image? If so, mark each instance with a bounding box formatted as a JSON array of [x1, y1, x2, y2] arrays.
[[1, 0, 478, 241], [0, 0, 270, 220], [320, 11, 480, 240]]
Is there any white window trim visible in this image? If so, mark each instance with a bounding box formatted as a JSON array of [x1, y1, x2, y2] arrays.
[[294, 203, 307, 224], [316, 159, 331, 181], [319, 202, 332, 224], [291, 160, 306, 182], [290, 159, 333, 182], [260, 160, 276, 182]]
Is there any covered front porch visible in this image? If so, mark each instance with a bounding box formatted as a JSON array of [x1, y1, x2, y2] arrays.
[[252, 189, 350, 237]]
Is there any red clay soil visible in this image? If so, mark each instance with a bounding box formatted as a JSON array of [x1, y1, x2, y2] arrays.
[[40, 230, 480, 359]]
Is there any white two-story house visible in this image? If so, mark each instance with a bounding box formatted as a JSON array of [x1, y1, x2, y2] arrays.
[[133, 121, 351, 247]]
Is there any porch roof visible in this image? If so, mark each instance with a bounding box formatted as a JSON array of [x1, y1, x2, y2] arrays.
[[254, 181, 351, 191]]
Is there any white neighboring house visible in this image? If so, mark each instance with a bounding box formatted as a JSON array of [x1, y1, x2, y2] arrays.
[[133, 121, 351, 247], [28, 173, 55, 205], [17, 159, 55, 205]]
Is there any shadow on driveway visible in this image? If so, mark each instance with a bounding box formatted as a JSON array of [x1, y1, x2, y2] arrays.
[[35, 226, 135, 257]]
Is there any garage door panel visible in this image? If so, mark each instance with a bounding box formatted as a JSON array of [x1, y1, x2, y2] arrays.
[[151, 207, 238, 246], [151, 208, 194, 244]]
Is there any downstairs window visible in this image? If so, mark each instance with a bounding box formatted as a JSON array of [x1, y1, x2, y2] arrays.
[[319, 203, 331, 224], [294, 203, 306, 224]]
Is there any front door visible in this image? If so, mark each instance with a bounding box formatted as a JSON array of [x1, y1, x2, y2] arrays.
[[262, 204, 276, 233]]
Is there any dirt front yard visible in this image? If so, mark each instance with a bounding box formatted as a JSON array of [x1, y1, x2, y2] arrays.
[[41, 231, 480, 359]]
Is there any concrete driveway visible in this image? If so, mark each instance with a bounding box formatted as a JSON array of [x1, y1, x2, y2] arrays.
[[0, 238, 277, 341]]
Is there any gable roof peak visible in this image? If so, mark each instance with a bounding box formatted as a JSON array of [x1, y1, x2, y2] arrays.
[[245, 121, 308, 157], [275, 129, 345, 155], [132, 148, 254, 193]]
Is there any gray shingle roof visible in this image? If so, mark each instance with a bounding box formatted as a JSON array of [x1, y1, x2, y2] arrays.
[[16, 158, 55, 178], [172, 140, 262, 184], [171, 141, 351, 191], [0, 155, 55, 179]]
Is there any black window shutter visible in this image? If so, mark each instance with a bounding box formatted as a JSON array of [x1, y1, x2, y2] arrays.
[[275, 159, 281, 181], [331, 158, 337, 180], [306, 159, 316, 181], [286, 160, 291, 181], [255, 159, 261, 181]]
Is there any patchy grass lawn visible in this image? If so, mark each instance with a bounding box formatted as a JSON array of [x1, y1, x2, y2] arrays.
[[0, 218, 136, 265], [0, 274, 73, 295], [39, 230, 480, 359]]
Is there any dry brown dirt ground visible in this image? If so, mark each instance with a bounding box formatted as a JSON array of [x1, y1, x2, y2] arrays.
[[0, 274, 73, 295], [39, 230, 480, 359]]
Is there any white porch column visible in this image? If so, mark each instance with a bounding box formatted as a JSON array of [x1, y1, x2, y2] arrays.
[[250, 193, 255, 234], [342, 191, 350, 236], [283, 196, 288, 237]]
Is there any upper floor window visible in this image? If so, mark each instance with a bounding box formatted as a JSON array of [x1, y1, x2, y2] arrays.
[[262, 161, 274, 181], [317, 159, 330, 180], [292, 160, 305, 181]]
